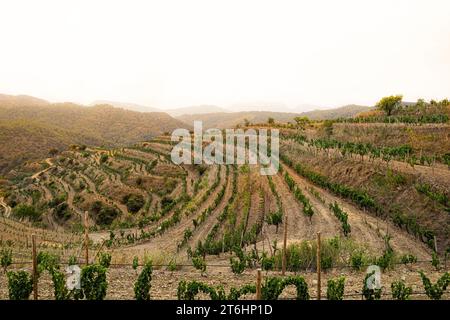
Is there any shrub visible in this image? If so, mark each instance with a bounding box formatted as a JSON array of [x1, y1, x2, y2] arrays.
[[400, 254, 417, 265], [261, 252, 275, 271], [192, 256, 206, 274], [12, 204, 41, 221], [419, 271, 450, 300], [391, 280, 412, 300], [37, 251, 60, 274], [90, 202, 119, 226], [68, 255, 78, 265], [431, 252, 440, 270], [230, 246, 247, 275], [134, 260, 153, 300], [100, 154, 108, 163], [326, 277, 345, 300], [7, 270, 33, 300], [81, 264, 108, 300], [362, 271, 381, 300], [266, 211, 283, 233], [168, 259, 180, 271], [122, 194, 145, 214], [376, 251, 394, 271], [97, 252, 112, 268], [1, 247, 12, 273], [329, 202, 351, 237], [350, 251, 364, 271], [261, 276, 309, 300], [49, 267, 83, 300], [177, 280, 225, 300], [132, 256, 139, 271]]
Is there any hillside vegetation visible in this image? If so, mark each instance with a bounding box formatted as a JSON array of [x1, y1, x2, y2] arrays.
[[0, 95, 449, 300], [0, 94, 190, 174], [177, 105, 372, 128]]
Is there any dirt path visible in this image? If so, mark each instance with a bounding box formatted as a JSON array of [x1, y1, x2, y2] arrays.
[[59, 177, 83, 218], [0, 197, 12, 218], [266, 171, 312, 242], [31, 158, 54, 180], [183, 165, 199, 197], [77, 172, 129, 214], [282, 163, 431, 259], [187, 165, 232, 248], [38, 183, 53, 201], [127, 165, 225, 255]]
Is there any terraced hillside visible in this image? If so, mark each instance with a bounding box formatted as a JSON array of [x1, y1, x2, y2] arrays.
[[0, 121, 448, 300], [2, 129, 444, 257]]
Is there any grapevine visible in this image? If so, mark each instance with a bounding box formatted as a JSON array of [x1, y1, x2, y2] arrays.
[[261, 276, 309, 300], [391, 280, 412, 300], [6, 270, 33, 300], [419, 271, 450, 300], [134, 260, 153, 300], [326, 276, 345, 300]]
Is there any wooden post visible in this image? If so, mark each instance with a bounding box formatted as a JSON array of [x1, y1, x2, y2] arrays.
[[84, 211, 89, 265], [222, 234, 225, 254], [32, 234, 38, 300], [386, 220, 389, 237], [434, 236, 438, 253], [282, 216, 288, 275], [316, 232, 321, 300], [256, 268, 262, 300]]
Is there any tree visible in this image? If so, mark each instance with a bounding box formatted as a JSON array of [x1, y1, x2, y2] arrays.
[[294, 116, 310, 130], [100, 154, 108, 163], [49, 148, 59, 156], [376, 95, 403, 116], [13, 204, 41, 221], [122, 194, 145, 213], [267, 117, 275, 125], [416, 98, 426, 109]]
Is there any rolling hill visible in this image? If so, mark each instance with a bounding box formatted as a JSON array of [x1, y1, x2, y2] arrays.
[[165, 105, 230, 117], [90, 100, 161, 113], [176, 105, 372, 128], [299, 104, 373, 120], [0, 94, 190, 174]]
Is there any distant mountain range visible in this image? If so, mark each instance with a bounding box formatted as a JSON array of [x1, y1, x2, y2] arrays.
[[91, 100, 160, 113], [176, 105, 373, 128], [165, 105, 230, 117], [91, 100, 230, 117]]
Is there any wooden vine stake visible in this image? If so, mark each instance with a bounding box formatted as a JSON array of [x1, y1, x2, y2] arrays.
[[32, 234, 38, 300], [434, 236, 438, 253], [256, 268, 262, 300], [316, 232, 321, 300], [282, 215, 288, 275], [84, 211, 89, 265]]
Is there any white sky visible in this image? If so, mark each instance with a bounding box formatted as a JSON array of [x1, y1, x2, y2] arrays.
[[0, 0, 449, 110]]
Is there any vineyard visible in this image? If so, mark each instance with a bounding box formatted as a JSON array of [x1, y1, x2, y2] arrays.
[[0, 119, 449, 300]]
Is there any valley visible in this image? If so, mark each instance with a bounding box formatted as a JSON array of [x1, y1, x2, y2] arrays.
[[0, 97, 449, 300]]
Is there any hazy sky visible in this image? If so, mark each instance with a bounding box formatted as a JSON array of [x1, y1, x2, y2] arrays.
[[0, 0, 449, 110]]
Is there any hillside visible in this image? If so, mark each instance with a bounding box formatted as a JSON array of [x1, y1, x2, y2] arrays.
[[1, 128, 445, 299], [90, 100, 160, 113], [177, 111, 302, 128], [0, 120, 103, 174], [166, 105, 230, 117], [177, 105, 373, 128], [0, 94, 49, 107], [300, 104, 373, 120], [0, 96, 190, 174]]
